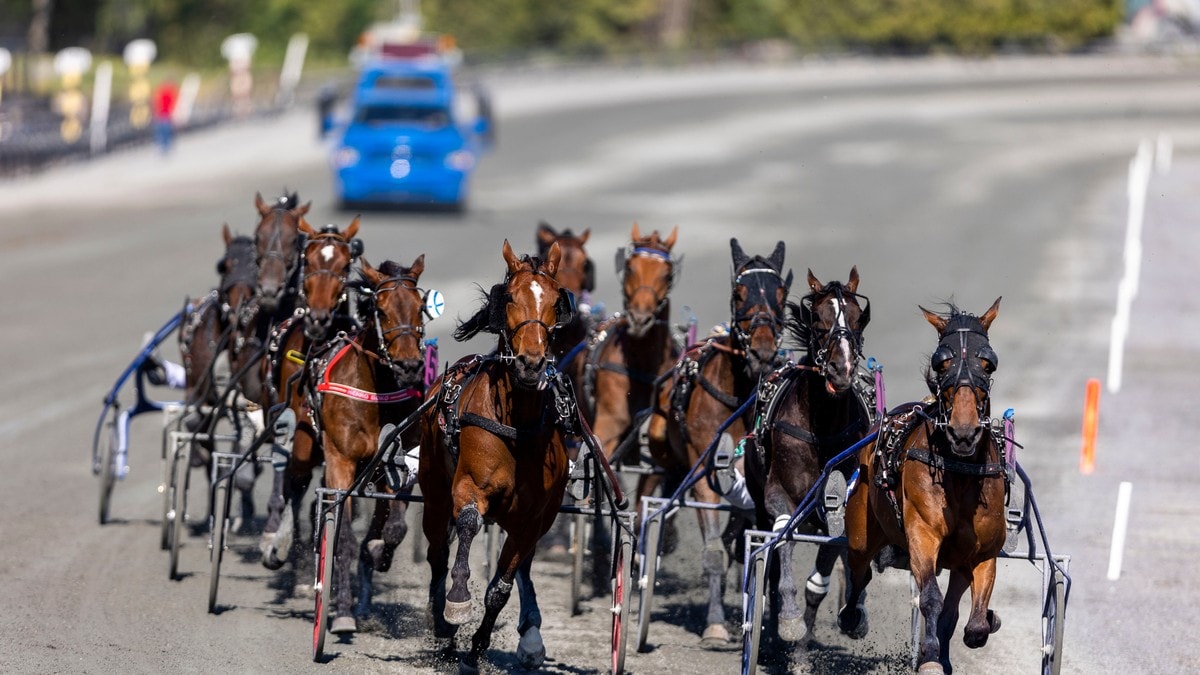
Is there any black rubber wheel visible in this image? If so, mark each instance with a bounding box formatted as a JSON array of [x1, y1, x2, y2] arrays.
[[741, 552, 767, 675], [160, 410, 183, 549], [207, 478, 229, 613], [98, 418, 117, 525], [1042, 577, 1066, 675], [611, 534, 633, 674], [313, 506, 337, 661], [570, 513, 586, 616], [168, 439, 190, 581], [635, 515, 661, 653]]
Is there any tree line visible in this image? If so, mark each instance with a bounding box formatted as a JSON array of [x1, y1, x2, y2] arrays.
[[1, 0, 1122, 65]]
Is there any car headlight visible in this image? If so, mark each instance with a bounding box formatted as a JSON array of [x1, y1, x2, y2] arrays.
[[444, 149, 475, 171], [333, 147, 360, 168]]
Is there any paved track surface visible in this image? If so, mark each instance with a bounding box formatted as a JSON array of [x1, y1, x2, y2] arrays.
[[1, 55, 1197, 674]]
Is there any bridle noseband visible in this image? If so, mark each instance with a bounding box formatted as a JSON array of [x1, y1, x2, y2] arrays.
[[730, 265, 788, 355], [366, 274, 427, 376], [618, 245, 676, 316], [929, 320, 997, 430], [803, 285, 869, 371], [299, 232, 355, 309]]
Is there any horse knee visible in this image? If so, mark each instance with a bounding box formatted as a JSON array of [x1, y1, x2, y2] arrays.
[[701, 544, 727, 577]]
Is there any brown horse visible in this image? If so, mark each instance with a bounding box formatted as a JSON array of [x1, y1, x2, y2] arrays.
[[177, 224, 260, 522], [646, 238, 791, 645], [840, 299, 1006, 674], [420, 240, 577, 672], [536, 222, 594, 382], [314, 256, 431, 633], [259, 217, 361, 570], [743, 267, 871, 646]]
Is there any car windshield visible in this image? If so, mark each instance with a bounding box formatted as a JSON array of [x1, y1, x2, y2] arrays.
[[356, 104, 450, 128]]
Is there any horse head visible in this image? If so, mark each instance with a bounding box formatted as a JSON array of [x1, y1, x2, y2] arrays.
[[536, 221, 594, 301], [298, 216, 360, 341], [253, 191, 310, 313], [217, 223, 258, 328], [455, 240, 575, 389], [360, 255, 428, 388], [921, 297, 1002, 456], [618, 223, 677, 338], [729, 238, 792, 377], [790, 266, 870, 395]]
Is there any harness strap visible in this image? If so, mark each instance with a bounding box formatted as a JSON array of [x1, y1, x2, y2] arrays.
[[905, 447, 1006, 476], [459, 411, 547, 443], [316, 340, 422, 403], [697, 372, 742, 409]]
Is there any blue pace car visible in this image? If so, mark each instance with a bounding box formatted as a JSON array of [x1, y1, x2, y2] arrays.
[[325, 58, 492, 210]]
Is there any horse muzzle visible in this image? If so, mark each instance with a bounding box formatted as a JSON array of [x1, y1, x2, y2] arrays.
[[946, 424, 985, 457], [513, 353, 548, 389]]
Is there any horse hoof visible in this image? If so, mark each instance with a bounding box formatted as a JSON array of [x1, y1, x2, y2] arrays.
[[366, 539, 389, 571], [330, 616, 357, 634], [700, 623, 730, 645], [917, 662, 945, 674], [988, 609, 1002, 634], [777, 616, 808, 644], [457, 658, 480, 675], [837, 606, 869, 639], [259, 537, 285, 571], [444, 599, 472, 626], [517, 626, 546, 669]]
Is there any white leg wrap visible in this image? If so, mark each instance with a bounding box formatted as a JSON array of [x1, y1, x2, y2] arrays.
[[403, 447, 420, 490], [773, 513, 791, 533], [806, 570, 831, 595], [164, 360, 188, 389]]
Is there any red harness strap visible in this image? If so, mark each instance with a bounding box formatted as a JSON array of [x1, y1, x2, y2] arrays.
[[317, 341, 421, 403]]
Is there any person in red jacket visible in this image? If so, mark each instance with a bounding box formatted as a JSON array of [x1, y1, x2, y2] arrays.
[[153, 80, 179, 153]]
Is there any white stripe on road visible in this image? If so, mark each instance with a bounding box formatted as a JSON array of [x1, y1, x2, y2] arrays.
[[1107, 481, 1133, 581], [1107, 139, 1155, 394]]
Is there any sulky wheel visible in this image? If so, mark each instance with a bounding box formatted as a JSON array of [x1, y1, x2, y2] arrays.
[[98, 415, 118, 526], [635, 514, 661, 653], [1042, 576, 1067, 675], [159, 407, 184, 549], [313, 505, 338, 661], [570, 513, 586, 616], [168, 438, 191, 581], [610, 530, 633, 675], [740, 550, 767, 675], [207, 475, 230, 613]]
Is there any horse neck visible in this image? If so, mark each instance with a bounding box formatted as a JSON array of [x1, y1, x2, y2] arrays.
[[491, 363, 548, 426], [624, 299, 675, 368]]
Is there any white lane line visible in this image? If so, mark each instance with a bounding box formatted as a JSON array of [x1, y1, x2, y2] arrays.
[[1107, 481, 1134, 581], [1107, 139, 1154, 394], [1156, 132, 1173, 175]]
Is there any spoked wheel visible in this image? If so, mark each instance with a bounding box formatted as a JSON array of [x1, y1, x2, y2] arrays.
[[98, 414, 118, 525], [635, 515, 661, 653], [160, 407, 184, 549], [570, 513, 586, 616], [610, 530, 633, 675], [740, 550, 767, 675], [313, 504, 338, 661], [168, 438, 190, 581], [1042, 576, 1067, 675], [207, 474, 230, 613]]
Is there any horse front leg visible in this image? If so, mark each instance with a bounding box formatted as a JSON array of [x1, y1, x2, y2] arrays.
[[799, 543, 843, 643], [444, 500, 483, 626], [962, 558, 1001, 649], [763, 479, 804, 642], [514, 553, 546, 669], [463, 530, 531, 674], [356, 495, 409, 618], [423, 487, 456, 641], [696, 495, 730, 645], [911, 541, 946, 673], [937, 568, 970, 673]]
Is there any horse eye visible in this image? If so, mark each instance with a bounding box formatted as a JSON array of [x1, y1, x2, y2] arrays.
[[980, 357, 996, 374]]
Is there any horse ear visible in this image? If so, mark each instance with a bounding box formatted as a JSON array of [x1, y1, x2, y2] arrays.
[[293, 200, 312, 217], [921, 305, 949, 334], [254, 192, 271, 216], [847, 265, 860, 293], [222, 223, 233, 246], [769, 241, 785, 271], [410, 254, 425, 280], [545, 241, 562, 278], [360, 257, 380, 283], [298, 217, 316, 236], [979, 296, 1002, 332], [730, 238, 748, 271], [344, 215, 361, 240], [537, 221, 556, 247], [630, 222, 642, 242], [807, 269, 823, 293], [663, 225, 678, 250], [578, 228, 591, 245], [502, 239, 521, 275], [783, 269, 794, 291]]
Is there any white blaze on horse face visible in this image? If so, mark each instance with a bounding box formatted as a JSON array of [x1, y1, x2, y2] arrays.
[[530, 281, 544, 309], [321, 244, 335, 262], [834, 297, 854, 378]]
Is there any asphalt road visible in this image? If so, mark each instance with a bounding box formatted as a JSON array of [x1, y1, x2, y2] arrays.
[[1, 55, 1197, 674]]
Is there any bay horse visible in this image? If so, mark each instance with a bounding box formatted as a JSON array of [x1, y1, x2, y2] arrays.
[[743, 267, 871, 647], [840, 299, 1006, 674], [177, 224, 259, 524], [420, 240, 577, 672], [313, 256, 431, 633], [536, 222, 594, 383], [259, 217, 362, 570], [646, 238, 792, 645]]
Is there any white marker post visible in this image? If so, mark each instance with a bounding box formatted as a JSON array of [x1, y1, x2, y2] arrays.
[[89, 60, 112, 154], [0, 48, 11, 109], [1107, 481, 1133, 580], [173, 73, 201, 128], [277, 33, 309, 107], [221, 33, 257, 119]]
